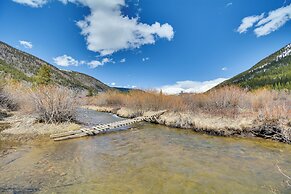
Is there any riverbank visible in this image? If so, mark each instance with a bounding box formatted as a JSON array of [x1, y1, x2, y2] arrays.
[[0, 111, 81, 142], [1, 111, 290, 193], [83, 105, 291, 144], [0, 112, 81, 158]]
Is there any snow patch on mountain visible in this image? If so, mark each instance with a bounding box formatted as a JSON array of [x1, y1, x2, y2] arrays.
[[276, 44, 291, 61], [249, 63, 269, 73]]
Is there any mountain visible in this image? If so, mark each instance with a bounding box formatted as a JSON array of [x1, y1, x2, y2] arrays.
[[113, 87, 133, 92], [0, 41, 111, 93], [219, 43, 291, 90]]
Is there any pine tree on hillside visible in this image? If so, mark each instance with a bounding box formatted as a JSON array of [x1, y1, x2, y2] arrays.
[[34, 65, 52, 85]]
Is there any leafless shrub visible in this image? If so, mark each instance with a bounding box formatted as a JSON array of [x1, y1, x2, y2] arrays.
[[251, 89, 290, 120], [180, 86, 248, 117], [87, 86, 290, 121], [31, 85, 78, 123], [0, 82, 18, 111]]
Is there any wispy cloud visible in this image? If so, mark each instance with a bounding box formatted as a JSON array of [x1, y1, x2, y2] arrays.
[[12, 0, 47, 7], [87, 58, 112, 68], [254, 4, 291, 37], [237, 14, 265, 33], [110, 83, 137, 89], [142, 57, 149, 62], [157, 78, 227, 95], [237, 4, 291, 36], [120, 58, 126, 63], [221, 67, 228, 71], [19, 40, 33, 49], [226, 2, 233, 7], [53, 55, 113, 68]]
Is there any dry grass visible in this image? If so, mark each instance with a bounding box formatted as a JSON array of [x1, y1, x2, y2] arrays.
[[0, 82, 18, 111], [87, 86, 291, 120], [1, 80, 33, 113], [2, 79, 289, 142], [2, 80, 79, 123], [86, 86, 291, 143]]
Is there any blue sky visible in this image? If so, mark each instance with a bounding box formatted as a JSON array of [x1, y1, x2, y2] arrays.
[[0, 0, 291, 93]]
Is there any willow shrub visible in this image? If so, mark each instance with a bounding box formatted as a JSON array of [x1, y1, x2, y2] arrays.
[[31, 85, 78, 123], [89, 86, 290, 120]]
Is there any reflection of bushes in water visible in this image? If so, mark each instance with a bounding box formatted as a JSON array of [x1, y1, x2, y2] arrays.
[[88, 86, 290, 120], [31, 86, 78, 124]]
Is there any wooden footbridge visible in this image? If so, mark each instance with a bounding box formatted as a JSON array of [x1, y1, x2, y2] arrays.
[[50, 110, 167, 141]]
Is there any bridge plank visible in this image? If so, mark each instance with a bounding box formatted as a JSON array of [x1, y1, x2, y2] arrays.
[[51, 110, 167, 141]]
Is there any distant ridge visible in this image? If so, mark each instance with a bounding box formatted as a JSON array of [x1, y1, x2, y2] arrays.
[[0, 41, 111, 93], [218, 43, 291, 90]]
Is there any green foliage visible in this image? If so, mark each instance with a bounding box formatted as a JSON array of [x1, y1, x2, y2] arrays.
[[220, 47, 291, 91], [0, 60, 32, 82], [0, 41, 111, 93], [238, 63, 291, 90], [34, 65, 52, 85], [87, 88, 94, 97]]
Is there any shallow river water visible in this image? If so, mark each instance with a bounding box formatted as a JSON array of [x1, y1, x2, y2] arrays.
[[0, 109, 291, 193]]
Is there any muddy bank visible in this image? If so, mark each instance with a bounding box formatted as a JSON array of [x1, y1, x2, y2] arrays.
[[83, 106, 291, 144]]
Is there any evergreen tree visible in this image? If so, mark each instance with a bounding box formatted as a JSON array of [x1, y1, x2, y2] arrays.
[[87, 88, 94, 97], [34, 65, 52, 85]]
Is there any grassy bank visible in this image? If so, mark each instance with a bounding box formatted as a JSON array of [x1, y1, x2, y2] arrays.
[[0, 80, 81, 141], [85, 87, 291, 143], [1, 79, 290, 143]]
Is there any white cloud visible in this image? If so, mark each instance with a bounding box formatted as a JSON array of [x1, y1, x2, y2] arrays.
[[111, 82, 116, 86], [19, 40, 33, 49], [113, 84, 137, 89], [87, 60, 102, 68], [53, 55, 112, 68], [120, 58, 126, 63], [237, 4, 291, 36], [12, 0, 174, 56], [237, 13, 265, 33], [74, 0, 174, 56], [222, 67, 228, 71], [12, 0, 47, 7], [87, 57, 113, 68], [157, 78, 227, 95], [53, 55, 79, 67], [226, 2, 233, 7], [142, 57, 149, 62], [79, 60, 86, 65], [254, 4, 291, 37]]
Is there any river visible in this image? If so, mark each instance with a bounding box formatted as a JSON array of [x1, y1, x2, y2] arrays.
[[0, 109, 290, 193]]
